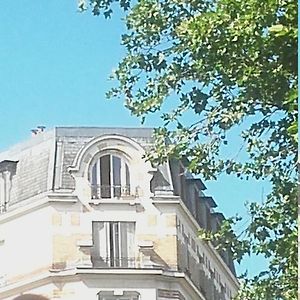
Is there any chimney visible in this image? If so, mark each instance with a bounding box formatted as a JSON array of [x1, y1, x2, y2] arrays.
[[31, 126, 46, 136], [37, 125, 46, 133], [31, 129, 38, 136]]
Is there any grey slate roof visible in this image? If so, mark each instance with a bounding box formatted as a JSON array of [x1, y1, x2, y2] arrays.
[[55, 127, 154, 191]]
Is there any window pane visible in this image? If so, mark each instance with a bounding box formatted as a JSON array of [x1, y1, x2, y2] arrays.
[[125, 164, 130, 188], [93, 222, 135, 269], [92, 222, 109, 267], [120, 222, 135, 267], [109, 222, 114, 266], [112, 156, 121, 197], [113, 222, 120, 266], [120, 223, 128, 266], [90, 155, 131, 199], [100, 155, 111, 198], [99, 222, 109, 264], [91, 163, 98, 198], [91, 163, 97, 185]]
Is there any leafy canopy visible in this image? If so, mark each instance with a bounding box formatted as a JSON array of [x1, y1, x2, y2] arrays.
[[81, 0, 298, 298]]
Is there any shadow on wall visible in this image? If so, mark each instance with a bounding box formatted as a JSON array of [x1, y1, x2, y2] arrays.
[[13, 295, 49, 300]]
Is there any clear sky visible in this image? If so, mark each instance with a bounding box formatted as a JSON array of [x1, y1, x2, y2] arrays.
[[0, 0, 269, 276]]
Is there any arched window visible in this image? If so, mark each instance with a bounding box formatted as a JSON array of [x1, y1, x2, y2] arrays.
[[90, 154, 130, 199]]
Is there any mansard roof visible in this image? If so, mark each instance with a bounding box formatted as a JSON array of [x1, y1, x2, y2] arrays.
[[0, 127, 156, 205], [0, 126, 209, 212]]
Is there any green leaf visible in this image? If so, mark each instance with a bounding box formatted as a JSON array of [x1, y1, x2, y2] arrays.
[[84, 0, 298, 297], [269, 24, 284, 32]]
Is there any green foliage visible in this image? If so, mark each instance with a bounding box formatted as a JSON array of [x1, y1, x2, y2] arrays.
[[81, 0, 298, 298]]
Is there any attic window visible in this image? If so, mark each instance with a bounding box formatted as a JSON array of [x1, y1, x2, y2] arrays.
[[89, 154, 130, 199], [98, 291, 140, 300]]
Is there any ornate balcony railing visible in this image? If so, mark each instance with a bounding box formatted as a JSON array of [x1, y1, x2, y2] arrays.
[[91, 256, 137, 268], [90, 256, 177, 271], [91, 184, 131, 199]]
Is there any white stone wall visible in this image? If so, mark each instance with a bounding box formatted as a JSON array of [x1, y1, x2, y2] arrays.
[[0, 130, 238, 300], [0, 202, 53, 284], [2, 274, 200, 300]]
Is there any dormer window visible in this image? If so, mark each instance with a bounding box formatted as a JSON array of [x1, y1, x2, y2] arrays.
[[89, 154, 130, 199], [0, 160, 18, 213]]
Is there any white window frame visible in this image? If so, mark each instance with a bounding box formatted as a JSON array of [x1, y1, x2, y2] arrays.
[[89, 153, 131, 199], [92, 221, 135, 268]]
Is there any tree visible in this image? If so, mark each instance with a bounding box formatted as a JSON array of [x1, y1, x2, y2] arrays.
[[80, 0, 298, 298]]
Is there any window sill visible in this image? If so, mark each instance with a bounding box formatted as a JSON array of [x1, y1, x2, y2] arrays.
[[89, 198, 140, 206], [77, 240, 93, 247]]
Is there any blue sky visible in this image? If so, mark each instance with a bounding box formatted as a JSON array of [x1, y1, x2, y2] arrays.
[[0, 1, 270, 276]]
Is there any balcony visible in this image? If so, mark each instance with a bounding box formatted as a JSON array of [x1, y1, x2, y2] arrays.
[[91, 256, 176, 271], [92, 256, 137, 268], [91, 184, 131, 199]]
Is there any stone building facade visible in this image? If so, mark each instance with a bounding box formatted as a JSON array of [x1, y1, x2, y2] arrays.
[[0, 127, 238, 300]]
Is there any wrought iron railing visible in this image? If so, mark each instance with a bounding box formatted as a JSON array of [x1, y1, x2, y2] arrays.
[[91, 256, 177, 270], [91, 184, 131, 199], [92, 256, 136, 268]]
